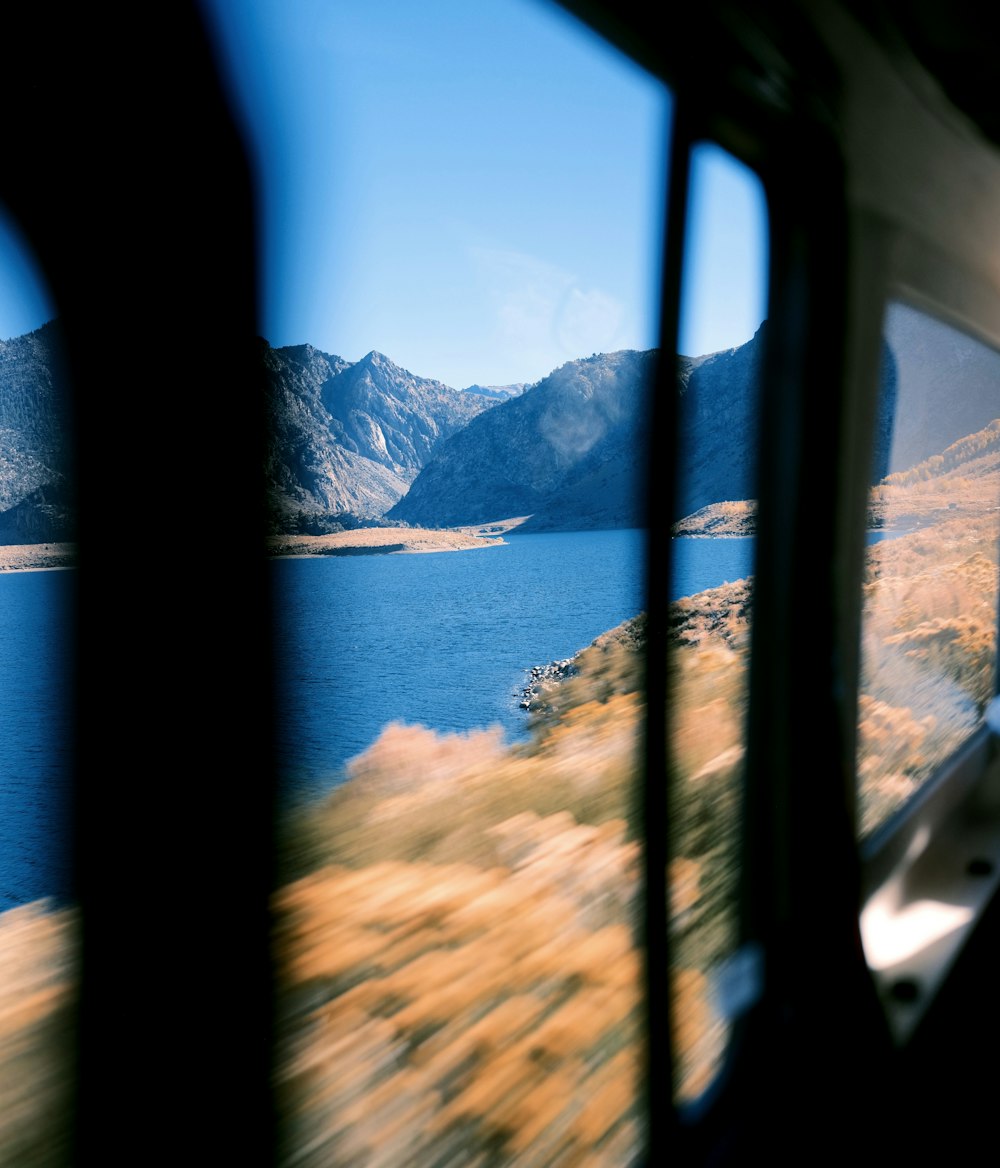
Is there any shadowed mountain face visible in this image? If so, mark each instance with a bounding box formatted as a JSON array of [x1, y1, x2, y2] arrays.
[[387, 322, 901, 532], [0, 321, 74, 544], [0, 306, 971, 545], [267, 333, 771, 534], [263, 342, 499, 527], [387, 335, 773, 532], [673, 329, 763, 520], [388, 349, 661, 530]]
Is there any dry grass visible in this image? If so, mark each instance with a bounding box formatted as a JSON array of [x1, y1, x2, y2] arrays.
[[859, 508, 1000, 834], [275, 598, 753, 1165], [9, 438, 995, 1166], [0, 901, 77, 1168], [672, 499, 757, 536]]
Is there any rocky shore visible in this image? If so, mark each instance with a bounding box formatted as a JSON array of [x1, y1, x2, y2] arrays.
[[519, 615, 646, 714], [518, 656, 579, 710]]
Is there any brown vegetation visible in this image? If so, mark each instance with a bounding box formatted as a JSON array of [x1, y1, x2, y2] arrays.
[[0, 902, 77, 1167], [5, 421, 996, 1164], [856, 418, 1000, 833], [858, 513, 998, 834], [672, 499, 756, 537], [277, 682, 648, 1166], [274, 594, 753, 1166]]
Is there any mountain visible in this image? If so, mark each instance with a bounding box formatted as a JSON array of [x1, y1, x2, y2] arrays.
[[882, 302, 1000, 473], [0, 321, 74, 543], [0, 318, 905, 544], [387, 322, 906, 532], [870, 416, 1000, 528], [673, 330, 764, 519], [388, 349, 659, 529], [263, 343, 498, 528], [673, 321, 901, 515], [461, 382, 528, 400], [387, 331, 776, 531]]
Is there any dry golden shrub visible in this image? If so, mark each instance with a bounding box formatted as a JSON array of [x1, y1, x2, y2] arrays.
[[276, 598, 756, 1163]]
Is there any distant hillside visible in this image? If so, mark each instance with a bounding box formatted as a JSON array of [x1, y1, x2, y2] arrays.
[[263, 343, 498, 529], [264, 326, 786, 533], [0, 321, 74, 544], [0, 318, 908, 543], [388, 349, 658, 530], [388, 328, 780, 531], [882, 302, 1000, 473], [678, 324, 896, 516], [389, 322, 908, 532], [870, 416, 1000, 528], [461, 381, 528, 400], [673, 328, 764, 520]]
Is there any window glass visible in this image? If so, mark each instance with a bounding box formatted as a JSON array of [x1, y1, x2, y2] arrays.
[[669, 142, 768, 1102], [0, 205, 77, 1165], [203, 0, 669, 1162], [858, 302, 1000, 838]]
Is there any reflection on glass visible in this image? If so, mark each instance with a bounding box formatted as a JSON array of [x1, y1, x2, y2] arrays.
[[858, 302, 1000, 837], [668, 141, 767, 1102]]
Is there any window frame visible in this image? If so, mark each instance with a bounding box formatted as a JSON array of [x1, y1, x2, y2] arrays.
[[4, 1, 1000, 1164]]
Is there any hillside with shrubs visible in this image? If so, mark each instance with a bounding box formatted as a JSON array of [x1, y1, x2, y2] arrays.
[[3, 416, 998, 1166]]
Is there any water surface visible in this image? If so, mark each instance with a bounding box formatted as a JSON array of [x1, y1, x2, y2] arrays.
[[274, 530, 756, 799], [0, 570, 73, 911], [0, 531, 759, 906]]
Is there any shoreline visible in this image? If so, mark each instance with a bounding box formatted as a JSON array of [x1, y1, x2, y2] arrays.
[[0, 543, 77, 573], [268, 526, 511, 558]]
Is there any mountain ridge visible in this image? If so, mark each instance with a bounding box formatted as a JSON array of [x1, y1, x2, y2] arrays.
[[388, 348, 658, 530], [263, 339, 498, 529], [0, 319, 74, 543], [0, 315, 980, 544]]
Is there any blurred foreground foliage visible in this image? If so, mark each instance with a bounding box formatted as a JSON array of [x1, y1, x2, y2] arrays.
[[4, 438, 996, 1166], [275, 590, 753, 1167]]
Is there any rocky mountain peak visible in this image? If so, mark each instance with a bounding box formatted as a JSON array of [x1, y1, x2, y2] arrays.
[[264, 341, 500, 527], [0, 318, 74, 543]]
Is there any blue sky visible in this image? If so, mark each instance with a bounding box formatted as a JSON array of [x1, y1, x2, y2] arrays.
[[0, 0, 768, 382], [0, 209, 54, 344], [680, 142, 769, 359]]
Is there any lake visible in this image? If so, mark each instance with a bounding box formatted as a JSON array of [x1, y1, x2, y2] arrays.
[[273, 530, 756, 801], [0, 530, 757, 908], [0, 569, 74, 912]]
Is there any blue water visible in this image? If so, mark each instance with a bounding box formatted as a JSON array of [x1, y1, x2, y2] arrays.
[[274, 530, 755, 800], [0, 532, 755, 908], [0, 570, 74, 912], [670, 534, 755, 598]]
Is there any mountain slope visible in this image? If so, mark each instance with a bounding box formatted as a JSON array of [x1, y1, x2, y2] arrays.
[[872, 416, 1000, 527], [673, 330, 763, 519], [321, 351, 495, 474], [388, 349, 658, 528], [388, 322, 905, 532], [387, 334, 770, 532], [263, 341, 409, 523], [0, 320, 74, 543], [263, 342, 498, 527]]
